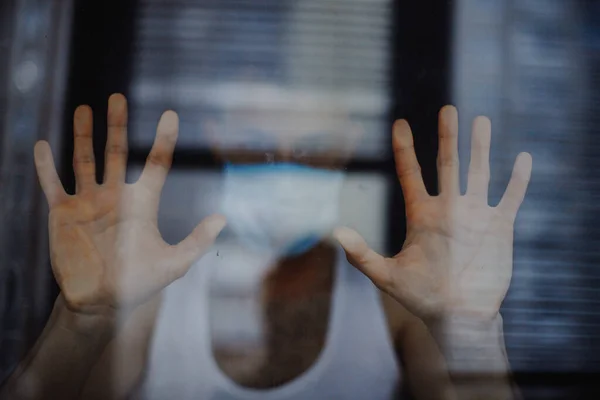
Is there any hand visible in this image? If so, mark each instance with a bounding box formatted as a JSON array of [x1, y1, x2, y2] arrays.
[[34, 94, 226, 317], [335, 106, 532, 321]]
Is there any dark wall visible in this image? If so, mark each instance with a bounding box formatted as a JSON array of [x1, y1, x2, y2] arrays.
[[54, 0, 138, 302], [387, 0, 453, 254], [61, 0, 139, 193]]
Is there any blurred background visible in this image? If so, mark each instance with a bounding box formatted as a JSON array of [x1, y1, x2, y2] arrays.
[[0, 0, 598, 398]]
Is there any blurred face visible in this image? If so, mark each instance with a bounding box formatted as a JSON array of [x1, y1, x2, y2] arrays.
[[207, 91, 359, 169], [211, 85, 359, 257], [207, 80, 368, 257]]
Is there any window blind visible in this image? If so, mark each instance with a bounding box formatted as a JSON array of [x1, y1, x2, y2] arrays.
[[127, 0, 393, 159], [453, 0, 593, 373]]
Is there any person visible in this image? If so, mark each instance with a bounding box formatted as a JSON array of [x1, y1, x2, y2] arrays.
[[0, 92, 532, 400]]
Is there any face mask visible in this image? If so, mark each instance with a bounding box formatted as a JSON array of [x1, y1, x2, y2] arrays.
[[220, 163, 343, 257]]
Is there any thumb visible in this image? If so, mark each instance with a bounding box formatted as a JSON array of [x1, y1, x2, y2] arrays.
[[170, 214, 227, 276], [333, 227, 390, 287]]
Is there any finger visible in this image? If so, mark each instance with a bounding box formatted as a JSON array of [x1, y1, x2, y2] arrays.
[[138, 111, 179, 194], [104, 93, 128, 184], [466, 116, 491, 200], [333, 227, 391, 288], [73, 105, 96, 192], [168, 214, 227, 278], [497, 152, 533, 221], [437, 105, 459, 195], [34, 141, 68, 207], [392, 119, 428, 205]]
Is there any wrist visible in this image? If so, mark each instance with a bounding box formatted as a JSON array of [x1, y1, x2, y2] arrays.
[[53, 295, 116, 338], [428, 312, 508, 374], [425, 311, 501, 340]]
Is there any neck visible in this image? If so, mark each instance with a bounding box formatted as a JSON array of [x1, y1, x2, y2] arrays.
[[263, 241, 337, 301]]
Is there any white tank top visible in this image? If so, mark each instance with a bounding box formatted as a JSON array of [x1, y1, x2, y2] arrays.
[[139, 245, 401, 400]]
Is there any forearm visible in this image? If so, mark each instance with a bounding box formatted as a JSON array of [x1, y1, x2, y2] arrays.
[[79, 294, 162, 400], [0, 296, 114, 400], [429, 313, 518, 400], [399, 318, 455, 400]]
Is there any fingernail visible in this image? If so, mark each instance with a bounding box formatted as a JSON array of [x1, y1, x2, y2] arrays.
[[393, 119, 408, 134], [157, 111, 179, 139], [109, 93, 125, 104], [518, 152, 533, 166], [441, 105, 458, 126], [333, 227, 356, 246], [517, 152, 533, 179], [34, 141, 48, 161], [74, 106, 91, 129]]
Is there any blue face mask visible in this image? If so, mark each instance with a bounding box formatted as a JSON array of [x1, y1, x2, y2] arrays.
[[220, 162, 344, 257]]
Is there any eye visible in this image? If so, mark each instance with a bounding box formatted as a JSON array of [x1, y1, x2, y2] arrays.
[[292, 147, 309, 159], [239, 129, 277, 151], [264, 152, 276, 163]]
